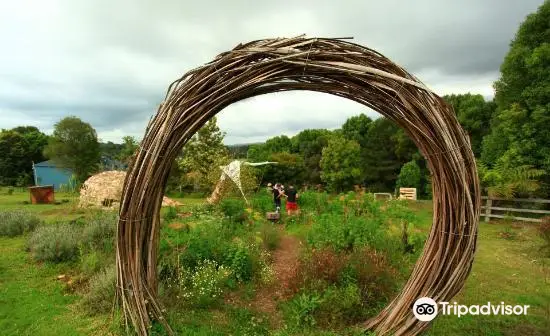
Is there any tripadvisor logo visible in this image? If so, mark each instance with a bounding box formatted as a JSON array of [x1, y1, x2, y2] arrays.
[[413, 297, 530, 321]]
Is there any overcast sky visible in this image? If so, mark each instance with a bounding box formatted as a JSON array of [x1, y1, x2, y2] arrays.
[[0, 0, 544, 145]]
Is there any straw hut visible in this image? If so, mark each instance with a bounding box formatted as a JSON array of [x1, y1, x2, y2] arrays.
[[79, 171, 181, 209]]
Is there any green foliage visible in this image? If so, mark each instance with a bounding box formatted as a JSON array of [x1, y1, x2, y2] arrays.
[[320, 137, 363, 192], [314, 284, 362, 328], [80, 251, 103, 276], [396, 160, 422, 190], [118, 135, 139, 165], [0, 210, 41, 237], [283, 292, 321, 329], [58, 174, 80, 194], [259, 222, 281, 250], [0, 127, 48, 186], [262, 152, 306, 186], [361, 118, 415, 192], [478, 161, 545, 198], [304, 194, 398, 252], [297, 191, 330, 214], [177, 260, 232, 307], [251, 193, 273, 213], [27, 212, 116, 263], [306, 214, 379, 251], [176, 117, 229, 192], [482, 1, 550, 195], [222, 244, 255, 282], [28, 223, 81, 262], [163, 206, 178, 223], [219, 198, 246, 223], [162, 219, 262, 286], [82, 264, 117, 314], [443, 94, 496, 157], [80, 212, 117, 252], [247, 136, 293, 162], [341, 113, 372, 148], [291, 129, 333, 185], [43, 116, 101, 183]]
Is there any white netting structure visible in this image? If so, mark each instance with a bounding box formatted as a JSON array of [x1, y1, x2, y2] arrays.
[[207, 160, 276, 204]]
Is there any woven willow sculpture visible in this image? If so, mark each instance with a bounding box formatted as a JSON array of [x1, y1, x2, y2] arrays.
[[116, 36, 481, 335]]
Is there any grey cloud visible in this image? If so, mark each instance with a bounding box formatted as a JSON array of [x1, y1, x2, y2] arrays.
[[0, 0, 545, 143]]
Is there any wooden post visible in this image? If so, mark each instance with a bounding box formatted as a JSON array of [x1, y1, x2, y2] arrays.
[[484, 198, 492, 222]]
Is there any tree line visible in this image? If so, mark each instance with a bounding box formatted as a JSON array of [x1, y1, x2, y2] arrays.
[[0, 1, 547, 198]]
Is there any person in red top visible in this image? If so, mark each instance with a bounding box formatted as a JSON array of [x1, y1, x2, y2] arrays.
[[284, 185, 299, 215]]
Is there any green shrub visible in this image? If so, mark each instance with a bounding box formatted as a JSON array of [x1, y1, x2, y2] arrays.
[[306, 214, 385, 251], [179, 231, 222, 270], [227, 308, 270, 336], [251, 194, 273, 214], [315, 284, 362, 327], [259, 222, 281, 250], [82, 264, 117, 314], [222, 244, 255, 282], [7, 187, 14, 195], [163, 206, 178, 223], [28, 223, 81, 262], [0, 210, 41, 237], [283, 292, 321, 329], [81, 212, 117, 251], [290, 246, 398, 320], [179, 260, 232, 307], [80, 250, 103, 276], [220, 199, 246, 222], [298, 191, 330, 214]]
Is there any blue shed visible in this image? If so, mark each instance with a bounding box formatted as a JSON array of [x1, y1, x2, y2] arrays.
[[32, 161, 74, 190]]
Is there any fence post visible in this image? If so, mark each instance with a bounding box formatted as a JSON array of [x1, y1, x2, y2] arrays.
[[484, 198, 492, 222]]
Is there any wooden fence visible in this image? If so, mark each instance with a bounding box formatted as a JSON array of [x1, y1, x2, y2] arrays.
[[482, 196, 550, 223]]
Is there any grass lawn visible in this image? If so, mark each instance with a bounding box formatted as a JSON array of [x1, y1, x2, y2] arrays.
[[411, 201, 550, 335], [0, 192, 549, 335], [0, 236, 111, 336]]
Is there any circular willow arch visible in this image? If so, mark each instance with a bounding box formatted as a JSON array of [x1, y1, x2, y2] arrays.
[[116, 36, 481, 335]]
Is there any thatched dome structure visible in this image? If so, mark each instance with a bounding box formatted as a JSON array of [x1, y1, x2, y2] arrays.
[[79, 171, 127, 208], [80, 171, 181, 208]]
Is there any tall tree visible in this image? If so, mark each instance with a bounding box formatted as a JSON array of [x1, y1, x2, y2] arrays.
[[396, 160, 422, 190], [118, 136, 139, 165], [262, 152, 306, 187], [43, 116, 101, 182], [10, 126, 49, 165], [247, 135, 293, 162], [362, 118, 409, 191], [320, 136, 363, 192], [291, 129, 333, 185], [443, 94, 496, 157], [176, 117, 229, 191], [0, 127, 49, 186], [482, 1, 550, 178], [264, 135, 292, 154], [341, 113, 372, 148], [0, 131, 28, 186]]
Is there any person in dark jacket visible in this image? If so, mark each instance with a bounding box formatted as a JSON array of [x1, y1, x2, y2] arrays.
[[284, 185, 299, 215]]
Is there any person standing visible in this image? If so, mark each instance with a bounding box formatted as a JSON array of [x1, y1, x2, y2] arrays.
[[272, 183, 284, 213], [285, 185, 299, 215]]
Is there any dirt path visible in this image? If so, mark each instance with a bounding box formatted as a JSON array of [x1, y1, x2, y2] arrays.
[[249, 229, 302, 326]]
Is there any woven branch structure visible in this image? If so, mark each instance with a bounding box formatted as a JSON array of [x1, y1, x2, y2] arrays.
[[116, 36, 481, 335]]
